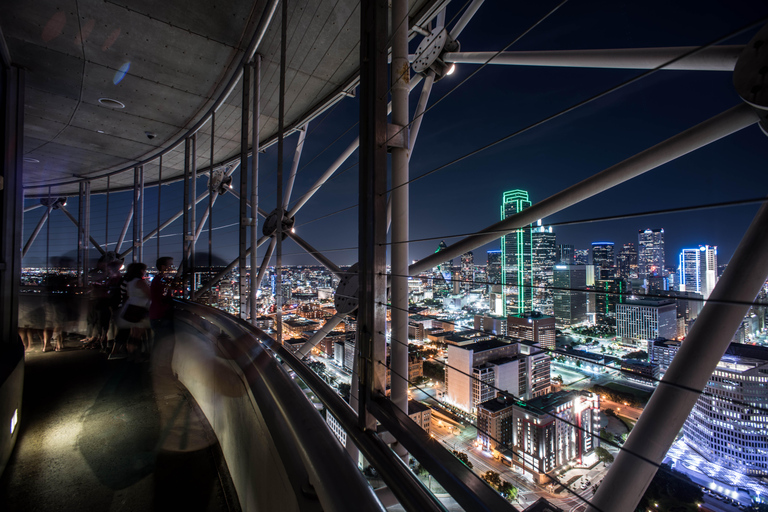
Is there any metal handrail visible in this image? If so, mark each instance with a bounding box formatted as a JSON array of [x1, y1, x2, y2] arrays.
[[174, 299, 384, 512], [248, 311, 517, 512]]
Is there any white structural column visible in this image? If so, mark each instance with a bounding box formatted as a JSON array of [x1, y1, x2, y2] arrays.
[[390, 0, 410, 460], [443, 45, 744, 72], [589, 197, 768, 512]]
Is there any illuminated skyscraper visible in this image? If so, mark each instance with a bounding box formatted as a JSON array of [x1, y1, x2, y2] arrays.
[[638, 228, 665, 277], [487, 250, 502, 286], [616, 242, 638, 279], [501, 190, 532, 315], [591, 242, 615, 279], [460, 251, 474, 291], [678, 245, 718, 299], [558, 244, 574, 264], [553, 264, 587, 327], [532, 222, 557, 314], [573, 249, 589, 266]]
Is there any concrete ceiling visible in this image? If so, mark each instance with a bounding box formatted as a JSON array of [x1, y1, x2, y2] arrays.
[[2, 0, 446, 196]]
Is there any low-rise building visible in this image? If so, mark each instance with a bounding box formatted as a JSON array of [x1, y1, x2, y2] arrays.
[[446, 339, 551, 413], [476, 390, 600, 484]]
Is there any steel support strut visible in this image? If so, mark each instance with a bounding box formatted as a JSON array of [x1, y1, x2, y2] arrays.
[[357, 0, 388, 433], [78, 181, 91, 285], [22, 205, 52, 258], [443, 45, 744, 71], [250, 55, 261, 323], [390, 0, 410, 462], [409, 103, 760, 276], [275, 0, 287, 342], [239, 62, 250, 318], [283, 123, 306, 210], [589, 197, 768, 512], [58, 205, 106, 256], [115, 200, 133, 256], [189, 136, 196, 281], [133, 166, 144, 263], [193, 235, 270, 301]]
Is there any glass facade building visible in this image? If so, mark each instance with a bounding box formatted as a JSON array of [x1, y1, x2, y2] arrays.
[[501, 190, 532, 316]]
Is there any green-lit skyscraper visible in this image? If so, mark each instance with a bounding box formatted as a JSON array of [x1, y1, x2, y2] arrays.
[[501, 190, 533, 315]]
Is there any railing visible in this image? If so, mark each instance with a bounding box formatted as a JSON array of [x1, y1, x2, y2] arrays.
[[173, 300, 383, 512]]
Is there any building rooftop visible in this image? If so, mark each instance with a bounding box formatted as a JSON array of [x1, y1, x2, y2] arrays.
[[524, 390, 592, 414], [622, 298, 676, 307], [723, 342, 768, 362], [563, 348, 605, 362], [453, 339, 510, 353], [408, 399, 430, 415], [508, 312, 555, 321], [477, 395, 518, 413]]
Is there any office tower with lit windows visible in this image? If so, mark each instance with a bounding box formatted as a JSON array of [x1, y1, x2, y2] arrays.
[[461, 251, 474, 291], [679, 248, 701, 293], [553, 265, 587, 327], [594, 278, 627, 323], [501, 190, 533, 315], [616, 242, 638, 279], [683, 343, 768, 476], [507, 312, 556, 351], [487, 250, 502, 286], [532, 222, 557, 314], [616, 298, 676, 344], [678, 245, 718, 300], [558, 244, 574, 264], [445, 339, 550, 413], [591, 242, 615, 279], [574, 249, 589, 265], [638, 228, 665, 277], [476, 391, 600, 484]]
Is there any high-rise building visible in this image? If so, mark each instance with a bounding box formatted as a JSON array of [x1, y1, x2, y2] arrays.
[[477, 391, 600, 484], [487, 250, 502, 286], [683, 343, 768, 476], [553, 265, 587, 327], [638, 228, 665, 277], [532, 222, 557, 314], [616, 298, 677, 344], [460, 251, 474, 291], [593, 278, 627, 323], [678, 248, 700, 293], [678, 245, 718, 299], [501, 190, 533, 315], [507, 312, 556, 351], [573, 249, 589, 266], [591, 242, 615, 279], [445, 339, 550, 413], [700, 245, 718, 299], [557, 244, 574, 264], [616, 242, 638, 279]]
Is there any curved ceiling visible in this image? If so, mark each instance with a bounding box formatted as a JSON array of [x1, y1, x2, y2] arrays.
[[2, 0, 446, 196]]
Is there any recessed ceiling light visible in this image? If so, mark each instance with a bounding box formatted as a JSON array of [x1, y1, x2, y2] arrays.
[[23, 157, 40, 163], [98, 98, 125, 108], [97, 130, 105, 133]]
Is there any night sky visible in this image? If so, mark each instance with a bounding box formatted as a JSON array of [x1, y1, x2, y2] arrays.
[[23, 0, 768, 273]]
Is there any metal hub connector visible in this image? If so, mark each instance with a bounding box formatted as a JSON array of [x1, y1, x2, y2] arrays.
[[262, 207, 295, 240], [412, 26, 460, 80], [209, 168, 233, 195], [334, 262, 358, 316], [40, 197, 67, 209], [734, 23, 768, 136]]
